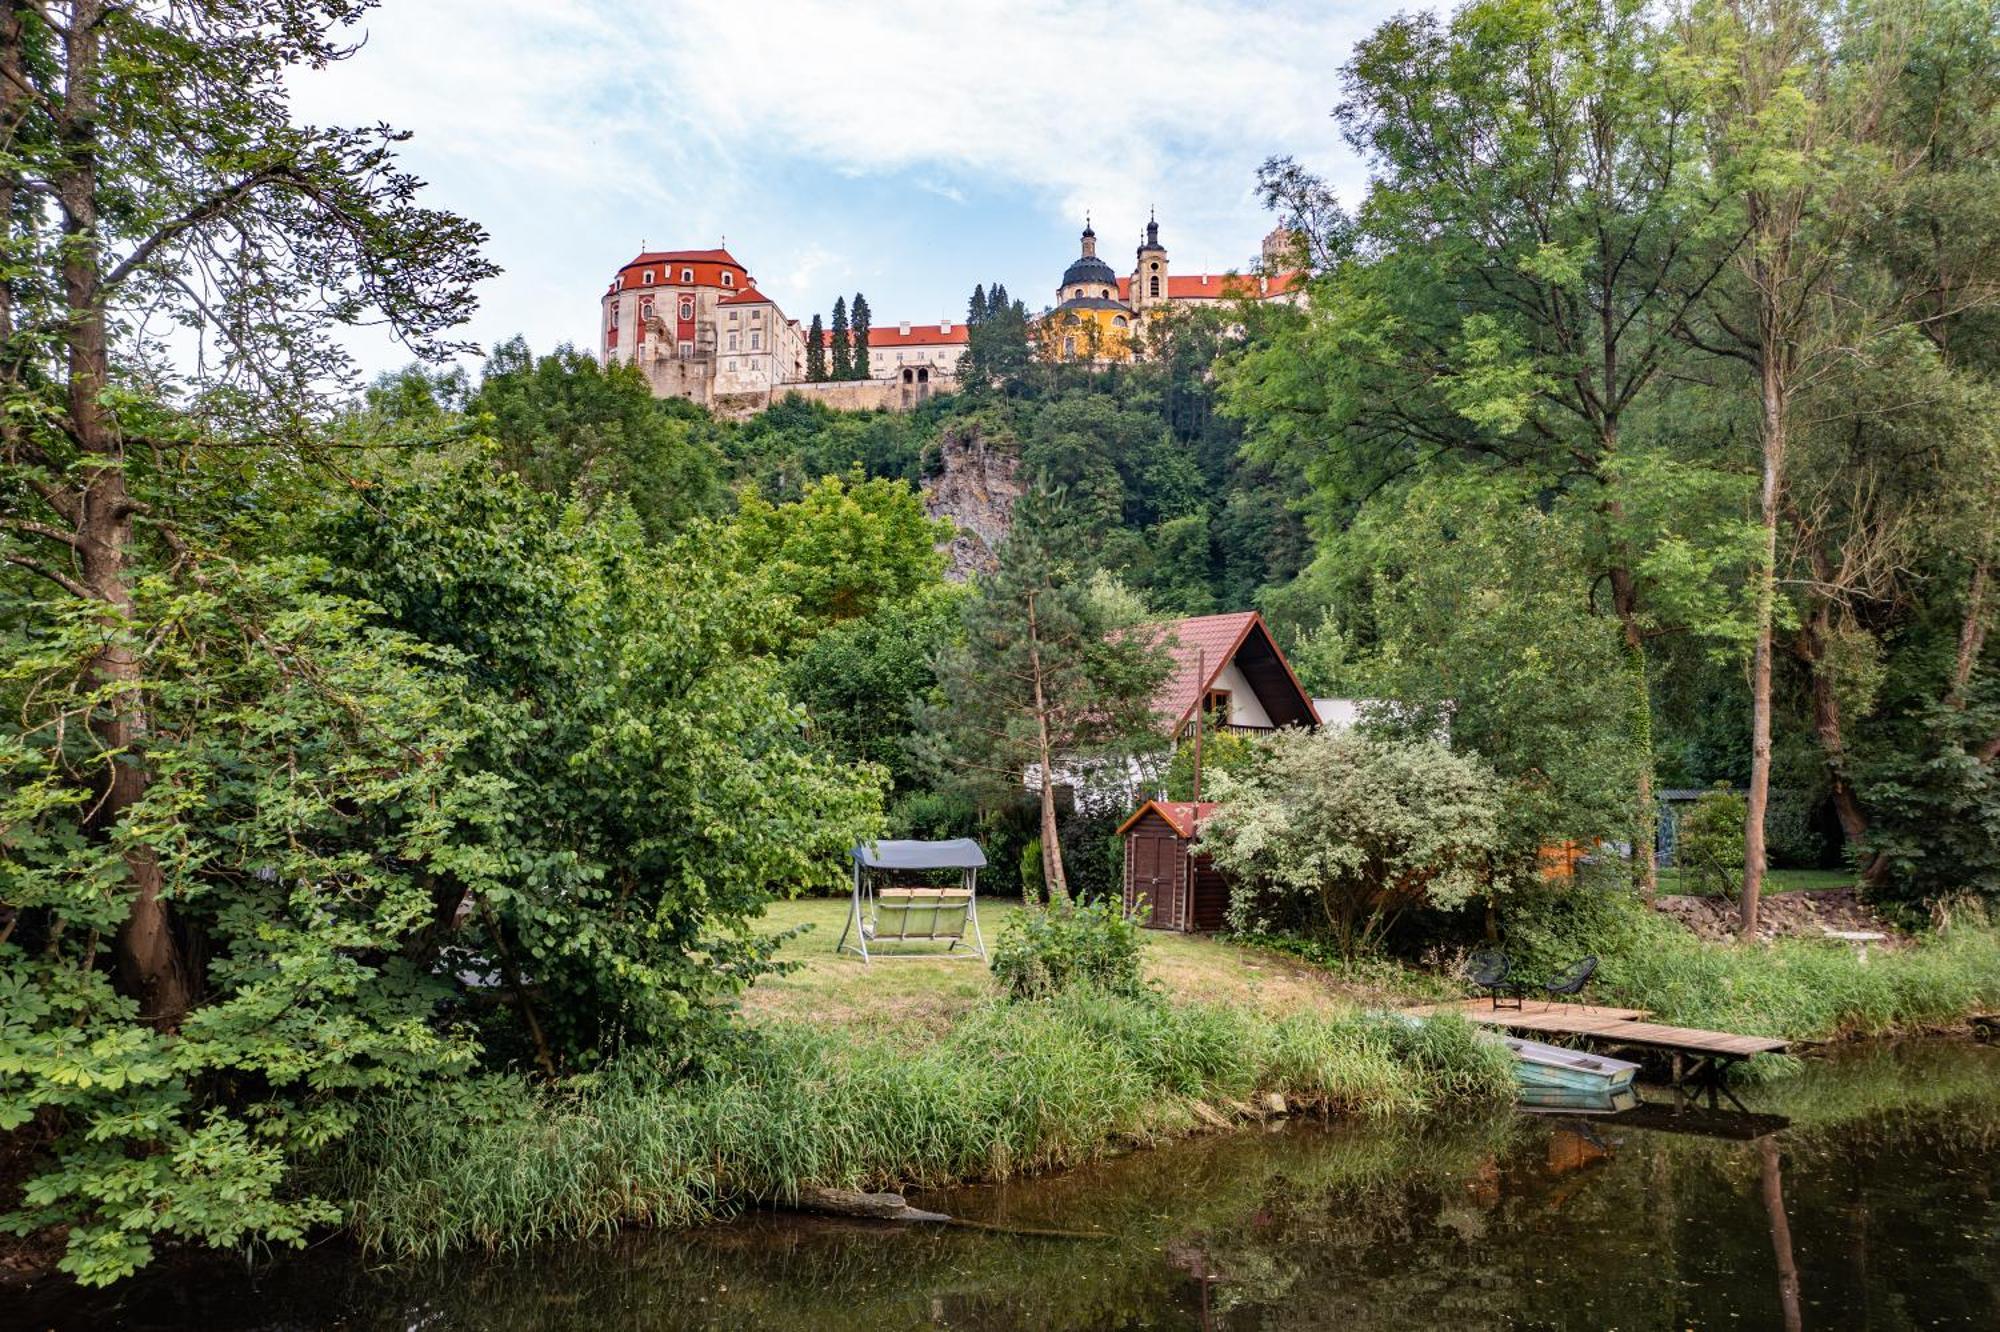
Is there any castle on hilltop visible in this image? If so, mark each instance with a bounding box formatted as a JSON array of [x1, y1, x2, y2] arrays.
[[599, 215, 1305, 413], [1039, 215, 1305, 363]]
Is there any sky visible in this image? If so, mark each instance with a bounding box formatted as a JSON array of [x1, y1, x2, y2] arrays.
[[286, 0, 1424, 379]]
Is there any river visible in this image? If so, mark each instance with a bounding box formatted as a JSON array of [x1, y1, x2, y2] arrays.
[[21, 1039, 2000, 1330]]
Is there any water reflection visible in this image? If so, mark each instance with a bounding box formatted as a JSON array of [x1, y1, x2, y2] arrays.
[[27, 1040, 2000, 1331]]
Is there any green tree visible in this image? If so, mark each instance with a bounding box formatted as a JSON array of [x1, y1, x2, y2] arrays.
[[471, 337, 724, 541], [1202, 729, 1505, 958], [850, 291, 872, 379], [729, 470, 951, 643], [830, 296, 851, 380], [918, 491, 1171, 903], [806, 313, 827, 381], [968, 283, 988, 325]]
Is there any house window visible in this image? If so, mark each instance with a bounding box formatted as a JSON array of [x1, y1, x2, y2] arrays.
[[750, 332, 761, 350], [681, 267, 693, 282], [1203, 688, 1232, 721], [1149, 275, 1159, 297], [680, 299, 693, 320]]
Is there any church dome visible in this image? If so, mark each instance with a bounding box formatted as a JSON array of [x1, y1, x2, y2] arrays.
[[1062, 253, 1119, 288]]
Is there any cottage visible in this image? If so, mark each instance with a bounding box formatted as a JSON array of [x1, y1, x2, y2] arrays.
[[1117, 799, 1230, 932], [1149, 611, 1320, 740]]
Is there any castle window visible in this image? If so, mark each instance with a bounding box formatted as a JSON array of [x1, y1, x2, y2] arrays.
[[679, 341, 693, 358], [1149, 276, 1159, 297], [727, 359, 737, 371], [1150, 261, 1159, 271], [681, 267, 693, 282], [680, 299, 693, 320], [1113, 316, 1127, 328], [638, 298, 652, 321], [728, 333, 738, 350], [642, 269, 653, 284], [751, 332, 761, 350], [728, 310, 738, 321], [1063, 336, 1075, 356], [721, 272, 733, 287], [1101, 288, 1110, 298], [608, 299, 619, 326]]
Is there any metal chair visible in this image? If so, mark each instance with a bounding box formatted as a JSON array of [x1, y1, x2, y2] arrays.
[[1466, 948, 1521, 1010], [1537, 955, 1599, 1004]]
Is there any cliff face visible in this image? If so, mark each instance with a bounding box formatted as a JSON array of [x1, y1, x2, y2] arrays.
[[923, 423, 1021, 580]]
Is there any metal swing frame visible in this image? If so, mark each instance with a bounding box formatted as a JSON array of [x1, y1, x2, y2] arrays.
[[838, 839, 988, 963]]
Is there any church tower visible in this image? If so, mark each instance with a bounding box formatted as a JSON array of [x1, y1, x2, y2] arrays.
[[1132, 209, 1168, 314]]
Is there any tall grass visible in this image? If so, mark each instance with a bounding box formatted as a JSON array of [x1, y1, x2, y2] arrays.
[[330, 990, 1514, 1260], [1508, 880, 2000, 1042]]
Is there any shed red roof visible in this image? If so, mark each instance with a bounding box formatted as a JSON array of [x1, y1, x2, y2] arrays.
[[1116, 800, 1219, 839]]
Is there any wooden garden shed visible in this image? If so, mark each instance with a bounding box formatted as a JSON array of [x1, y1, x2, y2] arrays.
[[1117, 800, 1230, 933]]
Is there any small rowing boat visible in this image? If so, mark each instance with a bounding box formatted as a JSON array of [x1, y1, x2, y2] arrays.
[[1506, 1036, 1641, 1115]]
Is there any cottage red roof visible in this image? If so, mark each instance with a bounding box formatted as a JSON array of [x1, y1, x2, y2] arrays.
[[820, 321, 969, 349], [1116, 799, 1220, 839], [1143, 610, 1318, 733]]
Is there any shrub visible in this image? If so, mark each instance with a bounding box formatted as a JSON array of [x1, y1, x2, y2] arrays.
[[1202, 728, 1505, 957], [1676, 785, 1746, 896], [990, 899, 1145, 1000]]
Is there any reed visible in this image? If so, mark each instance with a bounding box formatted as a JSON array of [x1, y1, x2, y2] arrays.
[[330, 990, 1514, 1260]]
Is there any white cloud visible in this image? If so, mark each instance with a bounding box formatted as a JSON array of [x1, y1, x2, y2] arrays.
[[277, 0, 1420, 375]]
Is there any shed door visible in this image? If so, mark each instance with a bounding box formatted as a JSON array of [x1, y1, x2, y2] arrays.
[[1129, 834, 1174, 927]]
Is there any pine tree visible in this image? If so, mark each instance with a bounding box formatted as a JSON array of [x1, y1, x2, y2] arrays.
[[989, 282, 1010, 315], [917, 490, 1171, 903], [968, 283, 988, 325], [850, 292, 872, 379], [830, 296, 851, 380], [805, 313, 826, 381]]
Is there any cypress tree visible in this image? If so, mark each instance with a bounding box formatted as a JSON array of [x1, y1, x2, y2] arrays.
[[850, 292, 871, 379], [968, 283, 988, 325], [829, 296, 851, 380], [805, 313, 826, 381]]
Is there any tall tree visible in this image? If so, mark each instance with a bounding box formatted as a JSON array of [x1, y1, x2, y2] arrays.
[[1678, 0, 1931, 934], [968, 283, 988, 325], [919, 491, 1170, 903], [0, 0, 493, 1028], [1246, 0, 1747, 896], [806, 312, 827, 381], [850, 291, 872, 379], [830, 295, 851, 380]]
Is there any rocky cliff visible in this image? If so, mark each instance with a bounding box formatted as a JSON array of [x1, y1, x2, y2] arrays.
[[923, 422, 1021, 579]]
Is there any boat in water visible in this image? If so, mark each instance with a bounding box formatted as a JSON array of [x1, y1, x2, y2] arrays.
[[1505, 1036, 1642, 1114]]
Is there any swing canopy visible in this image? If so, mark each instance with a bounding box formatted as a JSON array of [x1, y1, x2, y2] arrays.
[[839, 839, 987, 962], [851, 839, 988, 871]]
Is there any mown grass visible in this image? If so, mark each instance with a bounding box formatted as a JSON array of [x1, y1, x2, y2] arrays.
[[331, 990, 1514, 1260]]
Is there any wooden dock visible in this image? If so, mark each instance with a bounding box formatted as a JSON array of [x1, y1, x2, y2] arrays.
[[1409, 999, 1789, 1111]]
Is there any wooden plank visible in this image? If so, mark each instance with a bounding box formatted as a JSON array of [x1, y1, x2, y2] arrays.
[[1404, 999, 1650, 1022], [1455, 1007, 1788, 1057]]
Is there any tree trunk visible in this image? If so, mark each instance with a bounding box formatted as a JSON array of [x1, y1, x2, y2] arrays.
[[1609, 566, 1658, 897], [1025, 591, 1071, 906], [1795, 613, 1870, 853], [1743, 342, 1789, 941], [1949, 561, 1989, 710], [56, 2, 193, 1024]]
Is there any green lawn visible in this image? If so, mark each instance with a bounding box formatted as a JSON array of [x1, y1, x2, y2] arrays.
[[739, 896, 1422, 1034], [1655, 866, 1854, 896]]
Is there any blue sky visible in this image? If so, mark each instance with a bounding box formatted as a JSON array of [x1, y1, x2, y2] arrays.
[[288, 1, 1427, 378]]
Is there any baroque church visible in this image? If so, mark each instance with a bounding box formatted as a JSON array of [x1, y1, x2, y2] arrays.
[[1041, 214, 1306, 363]]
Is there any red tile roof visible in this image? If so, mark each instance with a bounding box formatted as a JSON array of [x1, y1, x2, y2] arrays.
[[608, 248, 750, 294], [820, 322, 968, 348], [717, 287, 773, 305], [1116, 800, 1220, 839], [1115, 271, 1306, 302], [1141, 610, 1317, 732]]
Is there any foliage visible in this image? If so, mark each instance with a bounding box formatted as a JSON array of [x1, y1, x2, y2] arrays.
[[333, 995, 1513, 1261], [785, 589, 963, 791], [1203, 729, 1505, 958], [314, 447, 886, 1065], [469, 337, 725, 541], [1676, 786, 1748, 898], [1164, 726, 1259, 802], [991, 900, 1146, 1001], [1, 558, 483, 1285], [1504, 875, 2000, 1044], [729, 471, 951, 643], [1857, 694, 2000, 910], [916, 489, 1172, 903]]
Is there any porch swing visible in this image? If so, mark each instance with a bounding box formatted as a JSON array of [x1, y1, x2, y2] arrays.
[[837, 839, 988, 963]]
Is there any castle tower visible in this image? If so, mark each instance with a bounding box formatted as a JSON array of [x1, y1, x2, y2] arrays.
[[1059, 214, 1121, 303], [1133, 209, 1168, 313]]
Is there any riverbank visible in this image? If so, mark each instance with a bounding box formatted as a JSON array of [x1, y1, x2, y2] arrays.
[[331, 988, 1516, 1260]]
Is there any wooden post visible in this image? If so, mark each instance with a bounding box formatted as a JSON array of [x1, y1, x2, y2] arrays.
[[1191, 648, 1206, 802]]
